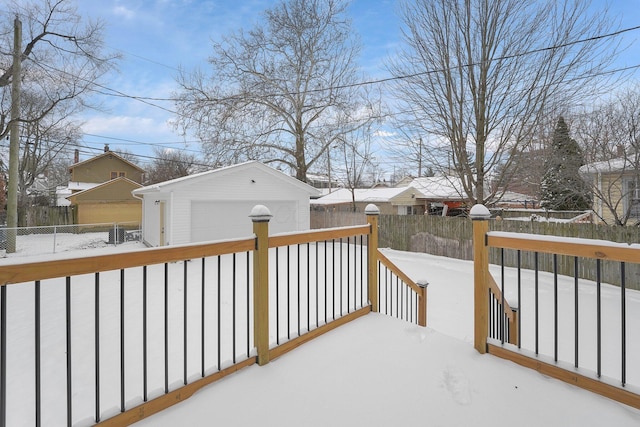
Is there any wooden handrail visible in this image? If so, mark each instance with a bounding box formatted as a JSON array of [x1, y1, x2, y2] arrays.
[[376, 249, 422, 294], [487, 231, 640, 263], [268, 225, 370, 248], [0, 238, 256, 286]]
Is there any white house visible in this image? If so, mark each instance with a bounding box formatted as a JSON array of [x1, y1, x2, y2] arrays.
[[132, 161, 320, 247]]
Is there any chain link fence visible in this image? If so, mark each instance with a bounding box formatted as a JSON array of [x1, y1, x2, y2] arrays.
[[0, 222, 141, 258]]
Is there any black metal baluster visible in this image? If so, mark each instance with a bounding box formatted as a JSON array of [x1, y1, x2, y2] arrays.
[[201, 259, 205, 377], [535, 252, 539, 355], [324, 241, 328, 324], [396, 276, 399, 318], [95, 273, 100, 422], [377, 260, 381, 312], [288, 246, 291, 337], [164, 263, 169, 393], [360, 235, 364, 308], [66, 277, 72, 427], [233, 253, 237, 364], [276, 248, 280, 345], [246, 252, 250, 358], [597, 259, 602, 378], [120, 269, 126, 411], [217, 256, 221, 371], [0, 283, 5, 427], [621, 262, 626, 386], [307, 242, 310, 332], [574, 257, 579, 369], [346, 237, 350, 314], [517, 250, 521, 348], [183, 261, 188, 385], [554, 254, 558, 362], [143, 266, 148, 399], [339, 238, 343, 316], [297, 244, 301, 336], [332, 240, 336, 321], [35, 281, 41, 427], [501, 248, 505, 344], [316, 241, 319, 328]]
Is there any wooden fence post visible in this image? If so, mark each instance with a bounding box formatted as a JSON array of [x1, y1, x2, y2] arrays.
[[366, 204, 380, 313], [417, 280, 429, 327], [250, 205, 272, 366], [471, 204, 491, 354]]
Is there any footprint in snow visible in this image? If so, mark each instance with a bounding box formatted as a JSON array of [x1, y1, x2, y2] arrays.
[[441, 365, 472, 406]]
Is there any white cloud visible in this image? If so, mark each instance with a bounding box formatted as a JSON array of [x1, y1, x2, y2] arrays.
[[374, 130, 396, 138], [113, 5, 135, 20]]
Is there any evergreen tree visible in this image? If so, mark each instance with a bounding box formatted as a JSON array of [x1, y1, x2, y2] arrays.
[[540, 117, 592, 210]]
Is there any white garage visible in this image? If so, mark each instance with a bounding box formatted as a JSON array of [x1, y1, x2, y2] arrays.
[[132, 161, 320, 247]]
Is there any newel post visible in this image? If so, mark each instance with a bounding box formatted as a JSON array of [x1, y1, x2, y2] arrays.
[[250, 205, 272, 366], [471, 204, 491, 354], [365, 204, 380, 313], [417, 280, 429, 327]]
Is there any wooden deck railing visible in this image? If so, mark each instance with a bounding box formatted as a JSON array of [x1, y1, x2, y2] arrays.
[[471, 204, 640, 410], [0, 203, 425, 427]]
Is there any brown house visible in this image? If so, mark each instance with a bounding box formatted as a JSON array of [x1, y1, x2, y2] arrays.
[[65, 149, 145, 225], [69, 150, 145, 186]]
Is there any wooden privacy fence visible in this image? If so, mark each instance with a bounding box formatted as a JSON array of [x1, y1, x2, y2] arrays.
[[312, 211, 640, 290], [471, 204, 640, 410], [0, 204, 426, 427]]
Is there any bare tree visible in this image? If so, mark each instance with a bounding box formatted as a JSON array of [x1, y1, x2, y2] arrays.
[[389, 0, 620, 205], [15, 91, 81, 208], [174, 0, 382, 182], [145, 147, 199, 185], [0, 0, 117, 137], [577, 88, 640, 225]]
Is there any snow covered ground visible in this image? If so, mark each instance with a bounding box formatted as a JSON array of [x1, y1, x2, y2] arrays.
[[2, 235, 640, 426]]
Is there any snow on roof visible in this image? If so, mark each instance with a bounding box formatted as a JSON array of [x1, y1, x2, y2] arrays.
[[311, 187, 419, 205], [65, 181, 100, 192], [579, 157, 632, 174], [408, 176, 466, 199], [133, 161, 319, 196]]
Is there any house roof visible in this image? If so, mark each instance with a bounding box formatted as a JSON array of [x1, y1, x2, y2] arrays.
[[133, 161, 320, 196], [408, 176, 467, 200], [66, 177, 142, 201], [310, 187, 422, 205], [69, 151, 146, 173], [579, 157, 634, 174]]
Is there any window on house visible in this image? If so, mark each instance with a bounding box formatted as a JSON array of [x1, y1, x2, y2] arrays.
[[624, 177, 640, 219], [110, 171, 126, 179]]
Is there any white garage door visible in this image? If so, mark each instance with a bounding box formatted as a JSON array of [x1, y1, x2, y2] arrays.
[[190, 200, 298, 242]]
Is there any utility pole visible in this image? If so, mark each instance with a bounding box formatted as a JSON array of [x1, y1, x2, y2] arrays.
[[6, 17, 21, 253], [418, 137, 423, 177]]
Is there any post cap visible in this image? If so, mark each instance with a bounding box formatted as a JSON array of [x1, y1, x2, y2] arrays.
[[469, 204, 491, 220], [417, 280, 429, 288], [364, 204, 380, 215], [249, 204, 273, 222]]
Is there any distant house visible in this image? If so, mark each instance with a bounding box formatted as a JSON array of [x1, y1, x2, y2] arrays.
[[62, 147, 146, 225], [311, 187, 426, 215], [66, 177, 142, 225], [408, 176, 470, 215], [132, 161, 320, 247], [580, 157, 640, 224]]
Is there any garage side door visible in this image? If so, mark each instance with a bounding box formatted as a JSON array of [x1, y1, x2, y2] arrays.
[[190, 200, 298, 242]]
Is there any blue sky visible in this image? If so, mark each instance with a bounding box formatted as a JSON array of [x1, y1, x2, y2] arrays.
[[74, 0, 640, 170]]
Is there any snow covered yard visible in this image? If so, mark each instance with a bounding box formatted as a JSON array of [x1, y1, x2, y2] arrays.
[[1, 234, 640, 426]]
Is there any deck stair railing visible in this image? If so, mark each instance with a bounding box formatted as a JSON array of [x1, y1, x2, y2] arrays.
[[0, 204, 425, 427], [471, 204, 640, 410]]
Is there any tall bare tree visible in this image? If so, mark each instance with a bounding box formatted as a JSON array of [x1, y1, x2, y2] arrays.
[[174, 0, 382, 182], [0, 0, 118, 220], [576, 87, 640, 225], [389, 0, 620, 205], [145, 147, 199, 185]]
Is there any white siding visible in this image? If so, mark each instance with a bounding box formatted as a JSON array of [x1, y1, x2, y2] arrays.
[[138, 163, 314, 246]]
